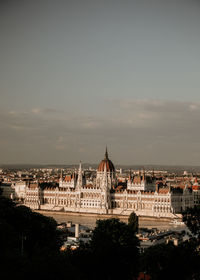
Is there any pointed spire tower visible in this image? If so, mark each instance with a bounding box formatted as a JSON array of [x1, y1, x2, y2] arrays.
[[142, 167, 146, 181], [76, 161, 83, 189], [97, 147, 115, 173], [59, 168, 63, 187], [96, 146, 116, 190], [105, 146, 108, 159], [129, 169, 132, 182]]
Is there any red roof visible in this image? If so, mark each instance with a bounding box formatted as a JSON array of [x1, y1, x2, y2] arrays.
[[64, 175, 72, 182], [97, 149, 115, 172], [192, 185, 200, 191]]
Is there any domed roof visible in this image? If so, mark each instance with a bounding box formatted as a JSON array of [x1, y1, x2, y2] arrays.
[[97, 148, 115, 172]]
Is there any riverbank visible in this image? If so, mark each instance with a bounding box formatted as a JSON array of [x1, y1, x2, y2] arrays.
[[35, 210, 183, 230], [35, 209, 172, 220]]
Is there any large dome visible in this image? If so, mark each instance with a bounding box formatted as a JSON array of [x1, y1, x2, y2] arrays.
[[97, 148, 115, 172]]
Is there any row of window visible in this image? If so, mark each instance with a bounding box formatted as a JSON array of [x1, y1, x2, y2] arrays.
[[81, 202, 100, 208]]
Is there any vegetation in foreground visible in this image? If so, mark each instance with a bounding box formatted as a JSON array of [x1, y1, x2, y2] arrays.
[[0, 193, 200, 280]]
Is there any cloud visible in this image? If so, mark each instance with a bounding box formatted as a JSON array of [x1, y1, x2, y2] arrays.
[[1, 100, 200, 137], [189, 104, 200, 111], [55, 136, 65, 150], [112, 99, 200, 129], [57, 136, 64, 143], [32, 108, 41, 114], [55, 144, 65, 150], [1, 100, 200, 165], [31, 107, 60, 115]]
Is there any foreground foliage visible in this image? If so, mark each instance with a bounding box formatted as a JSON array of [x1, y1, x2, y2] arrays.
[[128, 211, 139, 233], [182, 206, 200, 238], [89, 218, 139, 279], [0, 195, 200, 280], [140, 241, 200, 280]]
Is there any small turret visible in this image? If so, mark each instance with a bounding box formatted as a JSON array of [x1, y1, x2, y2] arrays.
[[105, 146, 108, 159], [129, 170, 132, 182], [142, 168, 146, 181], [76, 161, 83, 188], [169, 182, 171, 192], [155, 182, 159, 193]]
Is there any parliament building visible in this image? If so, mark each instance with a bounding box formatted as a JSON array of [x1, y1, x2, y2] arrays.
[[23, 149, 195, 218]]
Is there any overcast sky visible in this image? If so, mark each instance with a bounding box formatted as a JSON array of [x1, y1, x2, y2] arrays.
[[1, 0, 200, 165]]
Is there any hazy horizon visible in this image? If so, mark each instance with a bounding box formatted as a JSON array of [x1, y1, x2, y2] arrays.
[[1, 0, 200, 165], [1, 161, 200, 169]]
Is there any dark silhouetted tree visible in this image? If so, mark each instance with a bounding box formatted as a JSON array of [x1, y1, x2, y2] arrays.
[[140, 241, 200, 280], [128, 211, 139, 233], [0, 196, 78, 280], [88, 218, 139, 280], [182, 206, 200, 239]]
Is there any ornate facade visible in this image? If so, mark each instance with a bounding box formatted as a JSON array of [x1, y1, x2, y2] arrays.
[[23, 149, 195, 218]]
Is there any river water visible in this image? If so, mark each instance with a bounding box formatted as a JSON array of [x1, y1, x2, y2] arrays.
[[37, 210, 187, 231]]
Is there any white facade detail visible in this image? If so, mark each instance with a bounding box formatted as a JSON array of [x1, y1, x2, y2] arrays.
[[127, 170, 156, 191], [22, 149, 196, 219], [12, 181, 27, 200]]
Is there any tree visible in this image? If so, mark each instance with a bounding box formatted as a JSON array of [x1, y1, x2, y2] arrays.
[[0, 196, 61, 257], [128, 211, 139, 233], [88, 218, 139, 280], [0, 195, 93, 280], [182, 206, 200, 239], [140, 241, 200, 280]]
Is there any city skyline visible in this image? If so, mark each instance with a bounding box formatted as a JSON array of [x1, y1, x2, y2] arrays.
[[1, 0, 200, 165]]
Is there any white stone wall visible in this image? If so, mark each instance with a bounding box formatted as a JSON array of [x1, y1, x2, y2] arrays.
[[12, 181, 27, 199], [59, 179, 75, 188], [24, 185, 194, 218], [22, 163, 196, 218], [127, 180, 156, 192]]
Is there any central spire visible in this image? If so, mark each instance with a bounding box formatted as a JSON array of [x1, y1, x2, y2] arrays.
[[105, 146, 108, 159], [97, 147, 115, 172]]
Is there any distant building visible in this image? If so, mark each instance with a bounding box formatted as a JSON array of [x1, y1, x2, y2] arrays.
[[127, 169, 156, 191], [22, 148, 196, 218], [12, 181, 27, 200], [1, 183, 14, 199]]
